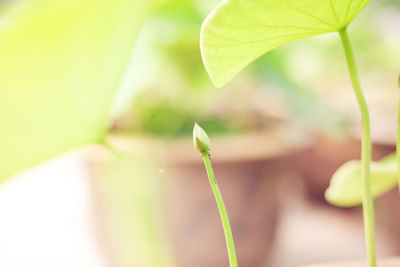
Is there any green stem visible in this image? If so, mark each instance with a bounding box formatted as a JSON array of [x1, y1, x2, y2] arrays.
[[202, 153, 238, 267], [339, 28, 376, 267], [397, 95, 400, 193]]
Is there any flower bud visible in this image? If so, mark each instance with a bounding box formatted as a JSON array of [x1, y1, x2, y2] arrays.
[[193, 123, 210, 155]]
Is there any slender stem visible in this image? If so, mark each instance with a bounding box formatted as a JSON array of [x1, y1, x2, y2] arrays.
[[397, 94, 400, 193], [339, 28, 376, 267], [202, 153, 238, 267]]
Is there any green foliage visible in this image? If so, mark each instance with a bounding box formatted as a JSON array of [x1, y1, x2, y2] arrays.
[[128, 90, 250, 138], [0, 0, 154, 181], [325, 154, 397, 207], [200, 0, 371, 87]]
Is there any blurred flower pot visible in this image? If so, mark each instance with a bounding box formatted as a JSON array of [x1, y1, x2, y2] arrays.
[[300, 258, 400, 267], [159, 128, 307, 267], [87, 126, 307, 267], [374, 188, 400, 254]]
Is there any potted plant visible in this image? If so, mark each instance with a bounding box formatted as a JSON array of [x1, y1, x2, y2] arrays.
[[105, 84, 307, 267], [94, 2, 310, 265], [199, 0, 399, 266]]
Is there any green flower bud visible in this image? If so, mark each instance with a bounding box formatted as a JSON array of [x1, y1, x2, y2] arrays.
[[193, 123, 210, 155]]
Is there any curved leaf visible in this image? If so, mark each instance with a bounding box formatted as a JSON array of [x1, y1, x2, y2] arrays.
[[200, 0, 372, 87], [325, 154, 397, 207], [0, 0, 153, 182]]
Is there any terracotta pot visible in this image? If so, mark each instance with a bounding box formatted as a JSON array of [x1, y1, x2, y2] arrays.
[[374, 189, 400, 254], [128, 128, 306, 267], [88, 127, 308, 267], [165, 154, 279, 267], [301, 258, 400, 267]]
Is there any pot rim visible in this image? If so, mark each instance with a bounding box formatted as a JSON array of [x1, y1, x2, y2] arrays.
[[104, 126, 310, 165]]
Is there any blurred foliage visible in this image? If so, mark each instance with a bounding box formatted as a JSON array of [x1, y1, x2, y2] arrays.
[[0, 0, 155, 181], [251, 50, 347, 134], [118, 83, 277, 138], [0, 2, 178, 267], [130, 96, 240, 138]]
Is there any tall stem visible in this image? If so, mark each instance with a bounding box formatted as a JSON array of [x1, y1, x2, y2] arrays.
[[339, 28, 376, 267], [397, 74, 400, 193], [397, 98, 400, 193], [202, 154, 238, 267]]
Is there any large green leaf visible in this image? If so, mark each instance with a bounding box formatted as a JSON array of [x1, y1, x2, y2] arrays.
[[0, 0, 154, 182], [200, 0, 371, 87], [325, 154, 397, 207]]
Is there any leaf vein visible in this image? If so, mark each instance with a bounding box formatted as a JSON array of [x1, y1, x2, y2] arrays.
[[204, 32, 323, 51], [349, 0, 369, 24], [250, 0, 336, 29], [343, 0, 353, 24], [329, 0, 341, 24], [215, 22, 328, 32]]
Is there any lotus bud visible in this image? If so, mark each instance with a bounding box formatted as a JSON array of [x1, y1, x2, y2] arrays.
[[193, 123, 210, 155]]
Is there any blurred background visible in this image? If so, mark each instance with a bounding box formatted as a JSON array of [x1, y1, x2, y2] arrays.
[[0, 0, 399, 266]]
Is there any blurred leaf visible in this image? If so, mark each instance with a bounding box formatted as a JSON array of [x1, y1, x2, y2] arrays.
[[325, 154, 397, 207], [200, 0, 371, 87], [0, 0, 155, 181]]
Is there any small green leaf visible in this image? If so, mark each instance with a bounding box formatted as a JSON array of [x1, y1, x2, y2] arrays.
[[200, 0, 371, 87], [0, 0, 153, 182], [325, 154, 397, 207]]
